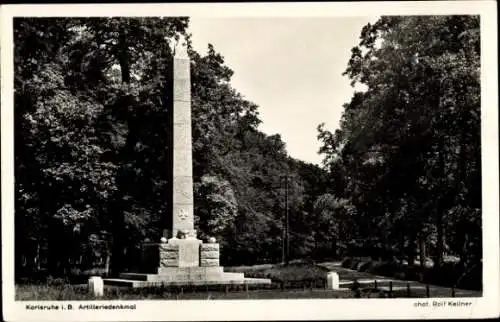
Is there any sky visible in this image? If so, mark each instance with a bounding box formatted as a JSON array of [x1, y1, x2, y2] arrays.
[[188, 17, 377, 165]]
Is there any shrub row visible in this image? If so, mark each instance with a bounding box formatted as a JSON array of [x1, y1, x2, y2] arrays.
[[341, 257, 482, 291], [228, 262, 329, 284]]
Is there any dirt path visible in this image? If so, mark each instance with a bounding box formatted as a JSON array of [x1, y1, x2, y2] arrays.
[[318, 262, 482, 298]]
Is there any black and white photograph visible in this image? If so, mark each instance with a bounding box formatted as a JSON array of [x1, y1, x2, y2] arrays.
[[1, 2, 498, 321]]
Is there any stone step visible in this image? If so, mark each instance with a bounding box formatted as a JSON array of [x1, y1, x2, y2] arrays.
[[104, 278, 145, 287], [339, 279, 398, 286], [119, 267, 243, 282], [157, 266, 225, 276], [119, 273, 150, 281], [241, 278, 272, 284], [378, 285, 427, 291], [215, 272, 245, 280], [119, 272, 244, 282], [103, 277, 272, 288]]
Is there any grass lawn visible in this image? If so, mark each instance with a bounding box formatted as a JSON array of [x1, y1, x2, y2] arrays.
[[15, 262, 480, 300], [225, 262, 329, 283], [318, 262, 482, 298], [15, 284, 356, 300], [15, 263, 341, 300]]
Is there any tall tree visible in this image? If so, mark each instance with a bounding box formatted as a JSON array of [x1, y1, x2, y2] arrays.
[[319, 16, 481, 273], [14, 18, 331, 277]]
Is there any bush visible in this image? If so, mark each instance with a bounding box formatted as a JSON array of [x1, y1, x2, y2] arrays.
[[403, 265, 422, 281], [424, 262, 461, 287], [16, 269, 50, 285], [456, 262, 482, 290], [349, 259, 361, 270], [356, 261, 366, 270], [46, 276, 69, 286], [341, 257, 352, 268], [342, 257, 373, 271], [229, 263, 328, 283], [289, 258, 315, 265], [358, 261, 373, 272], [368, 260, 402, 277]]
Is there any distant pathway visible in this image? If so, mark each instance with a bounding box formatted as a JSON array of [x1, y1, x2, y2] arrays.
[[318, 262, 481, 297]]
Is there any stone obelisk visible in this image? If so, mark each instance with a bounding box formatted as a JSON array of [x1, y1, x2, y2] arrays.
[[162, 39, 203, 269], [103, 38, 271, 287], [171, 40, 196, 240]]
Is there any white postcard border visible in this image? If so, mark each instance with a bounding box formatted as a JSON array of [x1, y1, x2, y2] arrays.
[[2, 1, 498, 321]]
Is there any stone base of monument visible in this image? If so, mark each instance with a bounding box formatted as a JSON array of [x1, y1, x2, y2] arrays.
[[103, 238, 271, 288]]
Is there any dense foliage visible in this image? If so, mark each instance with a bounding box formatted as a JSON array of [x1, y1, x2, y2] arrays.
[[318, 16, 481, 281], [14, 17, 328, 279], [14, 16, 481, 288]]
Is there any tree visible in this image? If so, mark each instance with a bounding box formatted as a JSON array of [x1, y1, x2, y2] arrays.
[[14, 17, 190, 277], [319, 16, 481, 274], [312, 194, 355, 258], [194, 175, 238, 243], [14, 17, 332, 278]]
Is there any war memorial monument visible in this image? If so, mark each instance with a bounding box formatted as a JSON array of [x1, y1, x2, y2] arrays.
[[103, 39, 271, 288]]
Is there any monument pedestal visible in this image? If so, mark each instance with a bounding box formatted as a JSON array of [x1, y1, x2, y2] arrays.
[[161, 238, 203, 267], [104, 239, 271, 288]]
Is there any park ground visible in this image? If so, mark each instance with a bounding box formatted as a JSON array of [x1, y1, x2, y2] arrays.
[[15, 261, 481, 300]]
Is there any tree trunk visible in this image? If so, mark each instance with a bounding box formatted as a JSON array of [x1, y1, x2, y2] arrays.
[[314, 233, 318, 260], [457, 106, 467, 205], [110, 208, 125, 276], [47, 221, 62, 276], [435, 138, 445, 268], [36, 242, 41, 271], [14, 225, 26, 281], [109, 25, 133, 276], [435, 210, 444, 267], [419, 231, 426, 266], [418, 231, 426, 282], [407, 233, 416, 266], [118, 28, 130, 84], [399, 232, 405, 263], [332, 236, 337, 259]]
